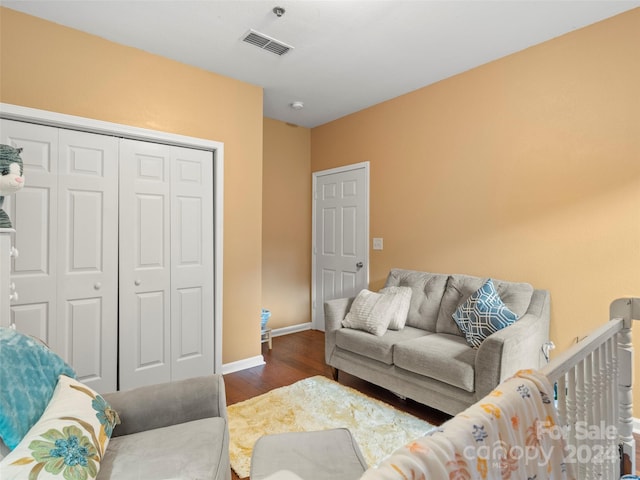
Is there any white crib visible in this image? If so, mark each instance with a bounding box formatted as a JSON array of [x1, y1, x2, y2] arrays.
[[541, 297, 639, 479]]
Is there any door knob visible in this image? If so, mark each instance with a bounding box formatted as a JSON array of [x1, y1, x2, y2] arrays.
[[94, 282, 101, 290], [134, 279, 141, 286], [356, 262, 363, 269]]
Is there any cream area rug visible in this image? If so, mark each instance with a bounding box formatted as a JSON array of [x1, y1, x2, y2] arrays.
[[227, 375, 435, 478]]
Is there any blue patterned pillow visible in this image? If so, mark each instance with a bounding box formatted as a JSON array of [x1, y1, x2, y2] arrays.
[[0, 328, 76, 450], [452, 278, 519, 348]]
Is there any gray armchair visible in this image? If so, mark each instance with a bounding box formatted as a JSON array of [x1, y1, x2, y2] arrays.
[[99, 375, 231, 480]]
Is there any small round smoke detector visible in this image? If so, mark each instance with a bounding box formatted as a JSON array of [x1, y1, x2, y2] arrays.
[[290, 101, 304, 110]]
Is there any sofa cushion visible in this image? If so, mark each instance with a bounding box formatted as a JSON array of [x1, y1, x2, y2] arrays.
[[0, 327, 76, 450], [393, 334, 477, 392], [436, 274, 534, 337], [97, 417, 228, 479], [0, 375, 120, 480], [384, 270, 448, 331], [342, 288, 410, 336], [453, 278, 519, 348], [336, 326, 430, 365]]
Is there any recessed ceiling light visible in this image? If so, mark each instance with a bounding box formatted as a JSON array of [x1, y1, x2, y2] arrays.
[[290, 101, 304, 110]]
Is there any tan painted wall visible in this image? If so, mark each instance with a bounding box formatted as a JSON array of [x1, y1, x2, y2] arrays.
[[0, 7, 264, 364], [262, 119, 311, 330], [312, 9, 640, 407], [3, 5, 640, 413]]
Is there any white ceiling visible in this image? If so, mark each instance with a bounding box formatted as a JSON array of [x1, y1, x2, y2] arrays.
[[4, 1, 639, 128]]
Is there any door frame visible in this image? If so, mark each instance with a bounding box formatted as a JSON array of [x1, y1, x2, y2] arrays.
[[0, 103, 225, 374], [311, 161, 370, 331]]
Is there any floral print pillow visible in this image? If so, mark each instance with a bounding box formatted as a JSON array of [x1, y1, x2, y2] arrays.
[[0, 375, 120, 480]]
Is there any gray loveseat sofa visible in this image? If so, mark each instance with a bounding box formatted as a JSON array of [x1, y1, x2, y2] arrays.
[[325, 269, 550, 415]]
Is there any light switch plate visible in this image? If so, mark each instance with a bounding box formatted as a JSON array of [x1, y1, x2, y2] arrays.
[[373, 237, 383, 250]]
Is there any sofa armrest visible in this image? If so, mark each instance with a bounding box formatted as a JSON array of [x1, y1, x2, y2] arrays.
[[475, 290, 550, 399], [323, 297, 354, 363], [103, 374, 227, 437]]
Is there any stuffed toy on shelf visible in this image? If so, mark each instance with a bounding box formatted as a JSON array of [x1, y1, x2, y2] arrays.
[[0, 144, 25, 229]]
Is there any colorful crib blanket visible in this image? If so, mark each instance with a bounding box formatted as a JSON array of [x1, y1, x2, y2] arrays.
[[362, 370, 576, 480]]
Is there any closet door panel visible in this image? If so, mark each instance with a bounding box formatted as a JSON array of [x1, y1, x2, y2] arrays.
[[171, 146, 214, 380], [137, 291, 166, 365], [0, 120, 58, 345], [58, 129, 118, 392], [9, 304, 48, 341], [119, 139, 171, 390], [13, 188, 52, 274], [67, 298, 103, 380]]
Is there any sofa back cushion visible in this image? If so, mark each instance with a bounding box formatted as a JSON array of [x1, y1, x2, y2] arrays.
[[384, 269, 448, 331], [436, 274, 534, 337]]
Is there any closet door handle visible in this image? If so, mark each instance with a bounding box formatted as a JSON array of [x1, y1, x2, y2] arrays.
[[94, 282, 102, 290], [134, 279, 141, 286]]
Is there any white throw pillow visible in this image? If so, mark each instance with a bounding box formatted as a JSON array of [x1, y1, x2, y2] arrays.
[[0, 375, 120, 480], [378, 286, 412, 330], [342, 287, 412, 335]]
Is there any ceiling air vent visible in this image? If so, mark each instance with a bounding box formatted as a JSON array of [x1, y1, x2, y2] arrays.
[[242, 29, 293, 56]]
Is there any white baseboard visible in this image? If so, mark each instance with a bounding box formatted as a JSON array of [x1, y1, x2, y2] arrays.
[[220, 324, 312, 375], [221, 355, 265, 375], [272, 322, 312, 337], [634, 417, 640, 435]]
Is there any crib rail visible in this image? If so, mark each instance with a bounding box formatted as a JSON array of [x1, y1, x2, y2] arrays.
[[540, 297, 639, 479]]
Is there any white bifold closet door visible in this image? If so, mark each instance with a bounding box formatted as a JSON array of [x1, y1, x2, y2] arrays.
[[118, 139, 214, 390], [2, 119, 215, 393], [1, 119, 118, 393]]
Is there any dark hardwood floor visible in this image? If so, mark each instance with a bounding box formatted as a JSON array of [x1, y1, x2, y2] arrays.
[[223, 329, 451, 480], [223, 329, 640, 479]]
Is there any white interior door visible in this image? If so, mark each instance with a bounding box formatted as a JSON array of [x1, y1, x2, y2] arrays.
[[119, 139, 172, 390], [1, 120, 118, 392], [119, 140, 214, 389], [312, 162, 369, 331], [1, 120, 59, 344], [170, 146, 214, 381], [57, 129, 118, 392]]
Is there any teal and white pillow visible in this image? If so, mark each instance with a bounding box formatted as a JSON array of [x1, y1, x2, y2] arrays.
[[0, 328, 76, 450], [0, 375, 120, 480], [452, 278, 519, 348]]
